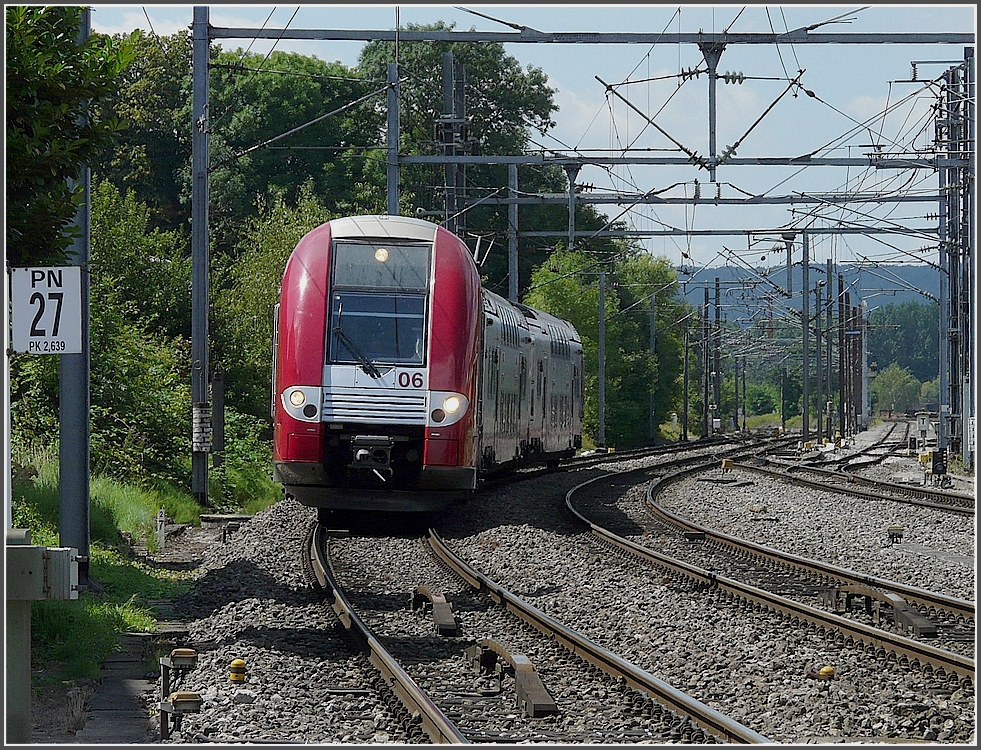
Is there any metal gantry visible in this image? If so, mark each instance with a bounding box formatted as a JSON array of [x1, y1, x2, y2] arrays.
[[190, 9, 975, 483]]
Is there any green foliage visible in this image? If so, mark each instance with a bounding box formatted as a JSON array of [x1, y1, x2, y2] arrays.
[[31, 544, 189, 680], [524, 247, 689, 447], [213, 185, 334, 416], [89, 180, 191, 338], [206, 48, 377, 251], [867, 301, 939, 382], [93, 29, 193, 232], [5, 6, 134, 265], [8, 180, 191, 486], [208, 409, 282, 514], [871, 362, 921, 414], [745, 382, 779, 416], [10, 443, 200, 551]]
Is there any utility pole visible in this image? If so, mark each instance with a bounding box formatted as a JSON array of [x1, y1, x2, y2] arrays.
[[837, 273, 846, 440], [713, 277, 721, 433], [815, 279, 825, 441], [508, 164, 518, 302], [441, 53, 466, 237], [191, 6, 211, 505], [565, 164, 581, 253], [682, 323, 690, 441], [649, 292, 657, 442], [826, 259, 834, 438], [781, 365, 787, 433], [598, 272, 607, 448], [801, 233, 809, 442], [702, 287, 710, 438], [386, 62, 399, 215], [741, 355, 747, 431]]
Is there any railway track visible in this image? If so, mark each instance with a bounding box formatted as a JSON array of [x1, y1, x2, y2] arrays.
[[747, 457, 975, 514], [305, 523, 466, 744], [313, 520, 768, 743], [565, 466, 975, 683]]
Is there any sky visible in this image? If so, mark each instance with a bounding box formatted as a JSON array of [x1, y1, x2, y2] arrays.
[[88, 3, 976, 277]]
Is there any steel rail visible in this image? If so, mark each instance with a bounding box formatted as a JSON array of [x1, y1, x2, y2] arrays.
[[644, 461, 975, 623], [306, 524, 470, 745], [564, 472, 974, 684], [426, 529, 772, 744], [735, 459, 975, 515]]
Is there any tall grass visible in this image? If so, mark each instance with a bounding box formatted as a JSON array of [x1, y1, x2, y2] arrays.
[[10, 445, 198, 682]]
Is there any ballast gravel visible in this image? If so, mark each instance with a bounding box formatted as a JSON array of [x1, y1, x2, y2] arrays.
[[148, 425, 974, 744]]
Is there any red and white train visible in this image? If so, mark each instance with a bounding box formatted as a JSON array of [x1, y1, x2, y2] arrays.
[[272, 215, 583, 515]]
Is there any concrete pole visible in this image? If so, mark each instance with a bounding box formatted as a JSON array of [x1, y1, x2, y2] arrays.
[[59, 6, 91, 582]]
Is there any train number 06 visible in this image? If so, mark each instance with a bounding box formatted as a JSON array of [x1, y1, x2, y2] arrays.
[[398, 371, 425, 388]]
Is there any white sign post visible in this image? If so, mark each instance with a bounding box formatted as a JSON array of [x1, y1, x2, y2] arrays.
[[10, 267, 82, 354]]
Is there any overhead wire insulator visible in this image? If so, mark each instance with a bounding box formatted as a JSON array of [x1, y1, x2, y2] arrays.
[[722, 71, 745, 84], [910, 63, 918, 81], [681, 66, 702, 81]]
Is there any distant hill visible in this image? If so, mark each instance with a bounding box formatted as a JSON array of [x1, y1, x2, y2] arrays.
[[676, 263, 940, 326]]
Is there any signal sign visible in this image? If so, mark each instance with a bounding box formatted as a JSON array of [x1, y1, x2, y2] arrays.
[[10, 267, 82, 354]]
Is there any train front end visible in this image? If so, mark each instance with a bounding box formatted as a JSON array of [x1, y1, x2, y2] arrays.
[[273, 215, 482, 512]]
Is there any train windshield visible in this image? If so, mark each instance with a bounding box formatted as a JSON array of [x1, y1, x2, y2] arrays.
[[332, 240, 430, 290], [329, 293, 426, 366]]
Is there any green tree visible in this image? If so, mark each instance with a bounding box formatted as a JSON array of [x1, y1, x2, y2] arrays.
[[524, 247, 689, 447], [212, 184, 334, 417], [93, 29, 192, 233], [206, 48, 379, 251], [8, 180, 191, 485], [870, 362, 921, 415], [867, 301, 939, 382], [5, 6, 133, 266]]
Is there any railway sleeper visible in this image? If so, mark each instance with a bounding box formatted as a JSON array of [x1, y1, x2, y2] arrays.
[[410, 585, 460, 637], [466, 638, 558, 718], [823, 583, 938, 637]]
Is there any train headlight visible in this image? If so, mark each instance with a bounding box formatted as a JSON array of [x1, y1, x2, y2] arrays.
[[282, 386, 322, 422], [374, 247, 389, 262], [428, 392, 468, 427]]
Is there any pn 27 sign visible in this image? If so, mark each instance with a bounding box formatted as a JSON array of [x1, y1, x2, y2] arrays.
[[10, 267, 82, 354]]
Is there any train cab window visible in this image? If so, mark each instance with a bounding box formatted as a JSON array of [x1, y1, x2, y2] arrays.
[[332, 240, 430, 290], [329, 292, 426, 366]]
